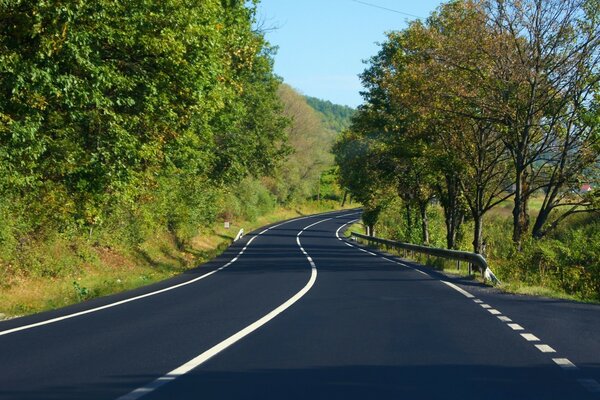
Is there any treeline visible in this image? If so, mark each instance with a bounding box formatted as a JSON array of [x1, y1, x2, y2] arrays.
[[305, 96, 355, 133], [335, 0, 600, 255], [0, 1, 341, 281]]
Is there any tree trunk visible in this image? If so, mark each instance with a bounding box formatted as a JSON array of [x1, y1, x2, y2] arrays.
[[532, 207, 551, 239], [405, 203, 413, 241], [418, 200, 429, 245], [341, 190, 348, 207], [440, 175, 462, 249], [473, 213, 483, 255], [512, 166, 530, 247]]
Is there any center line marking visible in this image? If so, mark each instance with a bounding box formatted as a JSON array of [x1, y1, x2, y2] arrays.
[[498, 316, 512, 322], [115, 215, 339, 400], [507, 323, 524, 330], [487, 309, 502, 315]]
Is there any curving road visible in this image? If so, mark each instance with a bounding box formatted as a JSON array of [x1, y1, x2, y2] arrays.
[[0, 210, 598, 399]]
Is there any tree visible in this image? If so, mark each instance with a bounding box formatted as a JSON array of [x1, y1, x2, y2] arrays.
[[484, 0, 600, 244]]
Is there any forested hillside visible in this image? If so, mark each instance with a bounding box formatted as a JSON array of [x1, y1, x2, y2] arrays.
[[305, 96, 355, 132], [0, 1, 344, 315]]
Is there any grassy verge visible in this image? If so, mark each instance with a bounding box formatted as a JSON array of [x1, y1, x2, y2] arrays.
[[0, 201, 354, 319]]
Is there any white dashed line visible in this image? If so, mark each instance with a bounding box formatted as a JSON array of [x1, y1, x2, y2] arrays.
[[336, 221, 596, 392], [578, 379, 600, 393], [535, 344, 556, 353], [552, 358, 577, 370], [520, 333, 540, 342]]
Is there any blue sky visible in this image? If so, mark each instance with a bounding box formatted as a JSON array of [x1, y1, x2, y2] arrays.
[[256, 0, 444, 108]]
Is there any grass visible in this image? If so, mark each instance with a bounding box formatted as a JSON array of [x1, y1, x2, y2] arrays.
[[0, 200, 355, 319]]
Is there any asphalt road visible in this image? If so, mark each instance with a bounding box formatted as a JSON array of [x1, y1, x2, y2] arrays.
[[0, 210, 598, 400]]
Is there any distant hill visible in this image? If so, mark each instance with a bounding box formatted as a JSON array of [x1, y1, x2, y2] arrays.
[[305, 96, 355, 133]]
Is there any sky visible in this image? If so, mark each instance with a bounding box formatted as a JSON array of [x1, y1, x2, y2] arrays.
[[256, 0, 444, 108]]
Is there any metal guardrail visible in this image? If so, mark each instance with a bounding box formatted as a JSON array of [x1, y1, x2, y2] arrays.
[[350, 231, 501, 285]]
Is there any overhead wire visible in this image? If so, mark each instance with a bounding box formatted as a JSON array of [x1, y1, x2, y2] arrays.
[[350, 0, 423, 19]]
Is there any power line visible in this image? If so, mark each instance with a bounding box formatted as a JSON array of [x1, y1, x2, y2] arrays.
[[350, 0, 423, 19]]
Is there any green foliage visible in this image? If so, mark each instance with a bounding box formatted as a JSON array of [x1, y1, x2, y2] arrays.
[[0, 0, 297, 284], [222, 177, 277, 222], [305, 96, 355, 132], [270, 84, 338, 204]]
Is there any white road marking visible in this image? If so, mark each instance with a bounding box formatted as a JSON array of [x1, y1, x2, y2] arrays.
[[0, 212, 354, 337], [441, 281, 475, 298], [520, 333, 540, 341], [507, 323, 524, 330], [335, 218, 359, 240], [578, 379, 600, 393], [333, 215, 593, 385], [535, 344, 556, 353], [116, 216, 335, 400], [552, 358, 577, 370]]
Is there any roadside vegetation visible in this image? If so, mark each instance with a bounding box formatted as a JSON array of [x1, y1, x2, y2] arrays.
[[335, 0, 600, 302], [0, 1, 354, 317]]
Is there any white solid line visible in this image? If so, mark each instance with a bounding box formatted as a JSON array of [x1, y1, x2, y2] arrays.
[[441, 281, 475, 298], [116, 216, 333, 400], [335, 218, 359, 240], [507, 323, 524, 330], [552, 358, 577, 370], [0, 212, 342, 337], [487, 309, 502, 315], [520, 333, 540, 341], [344, 242, 354, 247], [498, 316, 512, 322], [535, 344, 556, 353], [578, 379, 600, 393], [480, 304, 492, 309]]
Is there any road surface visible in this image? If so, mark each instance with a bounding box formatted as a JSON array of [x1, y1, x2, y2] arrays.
[[0, 210, 598, 399]]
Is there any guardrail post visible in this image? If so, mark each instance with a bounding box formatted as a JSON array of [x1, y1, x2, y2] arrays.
[[456, 260, 460, 270]]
